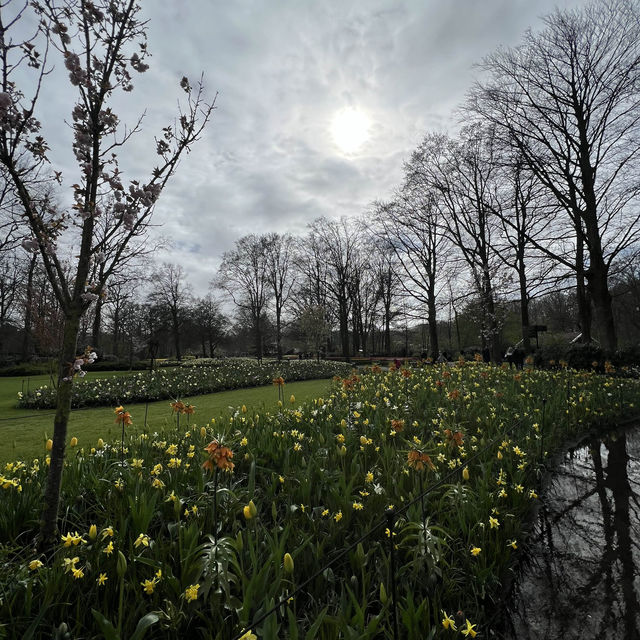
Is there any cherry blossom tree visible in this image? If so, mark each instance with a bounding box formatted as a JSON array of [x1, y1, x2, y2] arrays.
[[0, 0, 215, 545]]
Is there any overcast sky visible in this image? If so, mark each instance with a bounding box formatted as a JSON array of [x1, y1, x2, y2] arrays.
[[18, 0, 591, 296]]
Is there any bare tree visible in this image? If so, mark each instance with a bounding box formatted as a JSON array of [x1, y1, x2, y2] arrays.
[[193, 293, 226, 358], [215, 234, 271, 360], [307, 217, 359, 360], [371, 250, 401, 357], [410, 128, 505, 361], [264, 232, 296, 360], [493, 155, 564, 349], [297, 304, 329, 361], [88, 202, 158, 353], [150, 263, 192, 361], [0, 246, 22, 356], [295, 232, 334, 354], [0, 1, 215, 544], [375, 160, 454, 360], [470, 0, 640, 351], [346, 237, 378, 357]]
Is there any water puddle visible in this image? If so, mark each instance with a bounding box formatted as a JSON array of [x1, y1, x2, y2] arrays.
[[496, 425, 640, 640]]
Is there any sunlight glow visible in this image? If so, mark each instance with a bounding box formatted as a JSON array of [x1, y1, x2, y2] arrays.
[[330, 107, 371, 154]]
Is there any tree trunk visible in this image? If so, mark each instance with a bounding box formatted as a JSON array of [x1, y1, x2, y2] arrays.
[[384, 306, 391, 356], [482, 262, 500, 362], [517, 254, 531, 351], [339, 299, 350, 361], [172, 310, 181, 361], [575, 228, 592, 343], [351, 313, 360, 356], [275, 307, 282, 361], [255, 314, 262, 361], [112, 305, 120, 357], [21, 254, 37, 361], [427, 296, 439, 360], [578, 120, 616, 352], [588, 259, 617, 353], [39, 307, 81, 547], [92, 297, 103, 353]]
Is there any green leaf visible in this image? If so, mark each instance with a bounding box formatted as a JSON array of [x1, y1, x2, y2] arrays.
[[303, 607, 327, 640], [130, 612, 160, 640], [286, 607, 299, 640], [91, 609, 120, 640]]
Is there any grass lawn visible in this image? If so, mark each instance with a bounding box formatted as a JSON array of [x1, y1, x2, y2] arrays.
[[0, 373, 331, 464]]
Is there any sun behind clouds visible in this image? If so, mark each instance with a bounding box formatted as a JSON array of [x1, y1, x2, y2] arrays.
[[330, 106, 371, 154]]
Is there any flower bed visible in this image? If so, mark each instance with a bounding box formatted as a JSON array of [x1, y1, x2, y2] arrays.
[[17, 359, 354, 409], [2, 362, 639, 638]]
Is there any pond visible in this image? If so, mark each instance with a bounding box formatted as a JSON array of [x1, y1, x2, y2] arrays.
[[497, 424, 640, 640]]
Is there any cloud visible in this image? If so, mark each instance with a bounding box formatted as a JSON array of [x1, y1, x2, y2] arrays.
[[8, 0, 591, 298]]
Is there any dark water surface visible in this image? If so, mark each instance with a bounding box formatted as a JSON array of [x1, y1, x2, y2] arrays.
[[498, 425, 640, 640]]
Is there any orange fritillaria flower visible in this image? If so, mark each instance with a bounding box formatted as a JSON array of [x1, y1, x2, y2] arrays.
[[447, 389, 460, 400], [400, 368, 412, 379], [342, 378, 355, 391], [183, 404, 195, 415], [114, 406, 132, 426], [342, 373, 361, 391], [391, 419, 405, 433], [170, 400, 186, 414], [203, 440, 235, 473], [407, 450, 435, 472], [444, 429, 464, 448], [272, 377, 285, 388]]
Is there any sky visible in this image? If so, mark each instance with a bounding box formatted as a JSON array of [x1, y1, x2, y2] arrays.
[[14, 0, 590, 296]]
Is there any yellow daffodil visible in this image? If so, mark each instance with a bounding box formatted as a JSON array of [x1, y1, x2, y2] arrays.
[[134, 533, 150, 548], [101, 526, 114, 540], [461, 619, 477, 637], [441, 611, 456, 631], [184, 583, 199, 602], [61, 532, 74, 547], [141, 578, 157, 594], [470, 546, 481, 556]]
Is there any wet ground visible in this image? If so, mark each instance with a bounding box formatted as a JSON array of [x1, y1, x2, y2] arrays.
[[497, 424, 640, 640]]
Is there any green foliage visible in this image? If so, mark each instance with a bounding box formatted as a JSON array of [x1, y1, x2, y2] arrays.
[[1, 362, 639, 638]]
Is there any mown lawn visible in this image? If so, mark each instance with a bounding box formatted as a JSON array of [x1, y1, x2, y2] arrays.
[[0, 375, 331, 464]]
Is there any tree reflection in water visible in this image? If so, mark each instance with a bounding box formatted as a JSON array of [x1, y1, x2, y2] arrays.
[[498, 427, 640, 640]]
